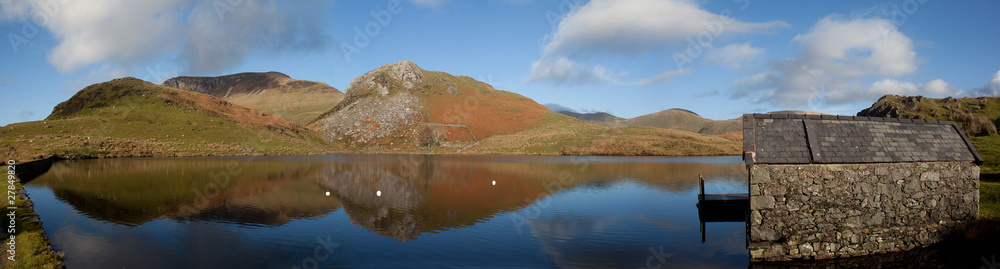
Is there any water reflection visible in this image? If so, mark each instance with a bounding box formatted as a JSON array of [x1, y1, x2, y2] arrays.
[[35, 155, 746, 237], [27, 155, 750, 268]]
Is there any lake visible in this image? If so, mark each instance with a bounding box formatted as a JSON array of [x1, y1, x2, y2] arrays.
[[25, 155, 752, 268]]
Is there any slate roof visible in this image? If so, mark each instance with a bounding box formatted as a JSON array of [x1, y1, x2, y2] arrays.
[[743, 114, 983, 165]]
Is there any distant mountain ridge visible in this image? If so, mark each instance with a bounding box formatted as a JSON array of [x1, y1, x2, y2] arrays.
[[163, 72, 343, 124], [554, 108, 740, 135]]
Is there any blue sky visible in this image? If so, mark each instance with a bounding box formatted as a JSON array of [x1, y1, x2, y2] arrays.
[[1, 0, 999, 126]]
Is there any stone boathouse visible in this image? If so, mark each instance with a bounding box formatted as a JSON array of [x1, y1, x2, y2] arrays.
[[743, 113, 982, 261]]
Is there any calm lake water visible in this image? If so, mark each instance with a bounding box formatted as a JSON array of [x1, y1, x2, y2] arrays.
[[26, 155, 752, 268]]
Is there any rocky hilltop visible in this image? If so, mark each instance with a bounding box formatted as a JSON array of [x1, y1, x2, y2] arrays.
[[858, 94, 999, 136], [309, 61, 551, 149], [163, 72, 343, 124]]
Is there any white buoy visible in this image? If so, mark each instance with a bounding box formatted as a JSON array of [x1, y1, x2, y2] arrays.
[[492, 180, 496, 186], [376, 190, 382, 197], [325, 191, 330, 196]]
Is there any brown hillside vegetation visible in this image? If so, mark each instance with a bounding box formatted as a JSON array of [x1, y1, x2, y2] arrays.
[[163, 72, 344, 125], [309, 61, 739, 155], [309, 61, 552, 149], [2, 77, 335, 160], [466, 113, 740, 156]]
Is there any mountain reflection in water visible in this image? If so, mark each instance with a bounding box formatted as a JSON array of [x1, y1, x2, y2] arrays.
[[27, 155, 750, 268]]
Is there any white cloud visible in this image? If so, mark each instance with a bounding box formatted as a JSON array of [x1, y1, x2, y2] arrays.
[[705, 43, 764, 69], [636, 68, 691, 86], [0, 0, 331, 75], [527, 57, 622, 85], [542, 0, 787, 56], [826, 79, 958, 104], [528, 0, 786, 85], [731, 16, 953, 106], [963, 70, 1000, 97]]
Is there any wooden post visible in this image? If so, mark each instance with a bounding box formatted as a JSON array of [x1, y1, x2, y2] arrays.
[[699, 174, 705, 200]]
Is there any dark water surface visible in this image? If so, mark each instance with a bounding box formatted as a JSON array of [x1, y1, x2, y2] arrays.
[[26, 155, 752, 268]]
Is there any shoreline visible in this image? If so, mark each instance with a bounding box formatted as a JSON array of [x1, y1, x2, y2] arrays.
[[4, 157, 65, 268]]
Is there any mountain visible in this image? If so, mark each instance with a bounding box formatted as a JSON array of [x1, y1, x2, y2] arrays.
[[555, 108, 740, 135], [625, 109, 740, 134], [0, 77, 333, 160], [162, 72, 343, 125], [858, 94, 999, 136], [308, 60, 553, 148], [2, 62, 740, 159], [554, 111, 625, 126], [307, 61, 740, 155]]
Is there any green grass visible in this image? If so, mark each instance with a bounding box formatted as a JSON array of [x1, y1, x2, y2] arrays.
[[970, 134, 1000, 219], [982, 179, 1000, 219], [466, 113, 741, 156], [0, 78, 338, 161], [1, 170, 64, 269]]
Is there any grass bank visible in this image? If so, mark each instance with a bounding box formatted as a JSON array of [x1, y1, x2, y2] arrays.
[[1, 163, 64, 268]]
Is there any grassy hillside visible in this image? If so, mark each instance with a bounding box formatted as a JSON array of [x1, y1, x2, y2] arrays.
[[1, 77, 336, 161], [163, 72, 344, 125], [859, 95, 1000, 136], [555, 111, 625, 126], [557, 108, 742, 135], [466, 113, 740, 156]]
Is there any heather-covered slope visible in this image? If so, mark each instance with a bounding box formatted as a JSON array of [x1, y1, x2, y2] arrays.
[[308, 61, 741, 155], [308, 61, 552, 149]]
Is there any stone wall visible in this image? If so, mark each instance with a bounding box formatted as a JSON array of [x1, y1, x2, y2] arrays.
[[748, 162, 979, 261]]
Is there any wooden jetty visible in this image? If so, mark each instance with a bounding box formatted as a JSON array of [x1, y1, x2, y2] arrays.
[[695, 175, 749, 244]]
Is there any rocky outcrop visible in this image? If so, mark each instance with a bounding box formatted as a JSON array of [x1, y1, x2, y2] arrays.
[[310, 61, 425, 145], [858, 94, 999, 136]]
